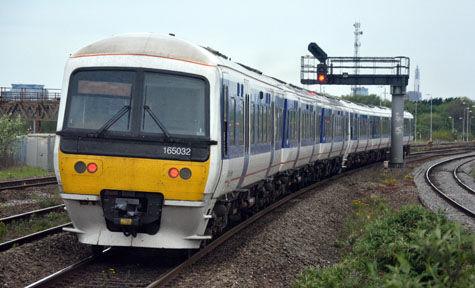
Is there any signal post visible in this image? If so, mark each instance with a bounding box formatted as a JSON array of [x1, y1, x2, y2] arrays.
[[301, 43, 410, 168]]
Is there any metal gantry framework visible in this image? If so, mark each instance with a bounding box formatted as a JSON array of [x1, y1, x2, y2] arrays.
[[0, 87, 60, 132], [301, 43, 410, 168]]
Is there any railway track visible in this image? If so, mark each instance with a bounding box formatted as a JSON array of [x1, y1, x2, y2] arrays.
[[0, 204, 65, 225], [16, 146, 475, 287], [453, 158, 475, 196], [425, 155, 475, 218], [0, 175, 58, 191], [0, 203, 67, 251], [25, 248, 110, 288], [0, 204, 68, 251], [0, 222, 72, 251]]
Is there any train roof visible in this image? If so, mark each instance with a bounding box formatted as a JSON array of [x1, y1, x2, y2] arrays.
[[72, 33, 411, 119], [72, 33, 221, 66]]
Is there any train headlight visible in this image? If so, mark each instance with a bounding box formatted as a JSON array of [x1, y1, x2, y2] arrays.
[[74, 161, 86, 173], [179, 168, 192, 180], [87, 162, 98, 173], [168, 168, 179, 178]]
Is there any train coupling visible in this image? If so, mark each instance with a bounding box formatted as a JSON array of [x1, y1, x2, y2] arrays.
[[101, 190, 164, 237]]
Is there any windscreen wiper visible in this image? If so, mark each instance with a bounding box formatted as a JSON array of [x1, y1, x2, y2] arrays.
[[88, 105, 130, 138], [144, 105, 172, 140]]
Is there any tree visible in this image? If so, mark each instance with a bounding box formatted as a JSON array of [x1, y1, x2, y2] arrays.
[[0, 114, 24, 168], [341, 94, 390, 107]]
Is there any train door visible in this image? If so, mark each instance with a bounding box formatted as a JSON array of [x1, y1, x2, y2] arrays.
[[293, 103, 302, 168], [266, 92, 278, 177], [353, 113, 359, 153], [237, 79, 250, 188]]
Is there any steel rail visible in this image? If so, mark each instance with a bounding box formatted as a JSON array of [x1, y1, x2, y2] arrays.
[[453, 158, 475, 195], [0, 175, 58, 191], [409, 146, 474, 157], [0, 204, 66, 225], [0, 222, 72, 251], [24, 256, 94, 288], [24, 247, 112, 288], [425, 155, 475, 218], [406, 149, 475, 165]]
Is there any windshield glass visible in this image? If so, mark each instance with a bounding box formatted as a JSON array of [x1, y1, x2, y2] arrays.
[[142, 72, 207, 137], [64, 71, 134, 132]]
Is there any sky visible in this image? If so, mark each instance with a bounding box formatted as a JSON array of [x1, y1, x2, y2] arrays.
[[1, 0, 474, 100]]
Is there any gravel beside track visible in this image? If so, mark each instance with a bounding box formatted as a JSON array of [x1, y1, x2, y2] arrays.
[[0, 233, 91, 287], [0, 184, 62, 218], [414, 152, 475, 232]]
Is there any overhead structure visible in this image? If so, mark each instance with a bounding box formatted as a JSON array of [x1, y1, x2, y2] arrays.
[[352, 22, 363, 95], [0, 87, 60, 132], [301, 43, 410, 168]]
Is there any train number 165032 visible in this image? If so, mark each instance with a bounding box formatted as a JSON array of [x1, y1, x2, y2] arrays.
[[163, 147, 191, 156]]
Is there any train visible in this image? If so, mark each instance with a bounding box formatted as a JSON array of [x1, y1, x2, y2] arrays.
[[54, 33, 413, 250]]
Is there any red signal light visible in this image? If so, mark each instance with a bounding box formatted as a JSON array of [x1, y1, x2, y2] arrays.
[[168, 168, 179, 178], [87, 162, 98, 173], [318, 75, 326, 82]]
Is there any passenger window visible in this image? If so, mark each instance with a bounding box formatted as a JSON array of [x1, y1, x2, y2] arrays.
[[238, 100, 244, 145], [229, 98, 235, 146]]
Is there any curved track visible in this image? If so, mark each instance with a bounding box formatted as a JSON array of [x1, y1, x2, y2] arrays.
[[453, 158, 475, 195], [425, 155, 475, 218]]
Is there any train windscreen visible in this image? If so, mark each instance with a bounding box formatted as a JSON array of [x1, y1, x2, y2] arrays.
[[65, 70, 135, 132], [142, 72, 206, 137], [63, 69, 209, 139]]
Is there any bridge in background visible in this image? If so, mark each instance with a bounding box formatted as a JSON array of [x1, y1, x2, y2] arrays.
[[0, 86, 61, 132]]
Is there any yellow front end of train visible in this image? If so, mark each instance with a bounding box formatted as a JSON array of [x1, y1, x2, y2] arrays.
[[59, 151, 209, 201]]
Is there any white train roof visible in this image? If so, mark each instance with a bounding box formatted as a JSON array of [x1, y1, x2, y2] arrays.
[[73, 33, 221, 66], [72, 33, 411, 119]]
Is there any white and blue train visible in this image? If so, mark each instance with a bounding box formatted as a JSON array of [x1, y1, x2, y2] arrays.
[[55, 33, 413, 250]]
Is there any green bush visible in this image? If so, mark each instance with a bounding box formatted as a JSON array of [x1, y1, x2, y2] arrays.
[[296, 204, 475, 287]]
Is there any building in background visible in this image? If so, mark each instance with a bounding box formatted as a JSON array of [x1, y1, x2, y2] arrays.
[[406, 66, 421, 101], [6, 83, 48, 100], [353, 87, 369, 96]]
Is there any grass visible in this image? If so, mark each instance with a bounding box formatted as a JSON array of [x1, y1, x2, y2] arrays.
[[295, 198, 475, 287], [0, 166, 52, 180], [30, 193, 62, 209], [378, 172, 398, 185], [0, 212, 70, 243]]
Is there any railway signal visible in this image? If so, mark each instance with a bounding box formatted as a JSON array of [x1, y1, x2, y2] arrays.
[[317, 64, 327, 83], [301, 43, 410, 168]]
